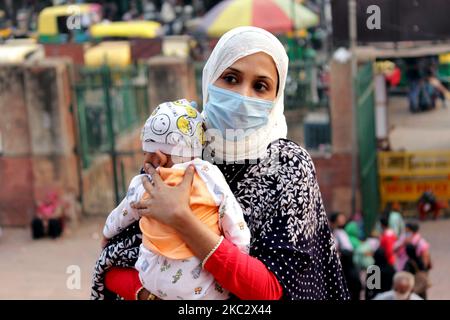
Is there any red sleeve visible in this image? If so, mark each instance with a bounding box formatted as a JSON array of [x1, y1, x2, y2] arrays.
[[104, 267, 142, 300], [380, 233, 397, 266], [204, 238, 283, 300]]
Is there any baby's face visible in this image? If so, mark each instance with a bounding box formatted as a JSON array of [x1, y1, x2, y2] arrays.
[[143, 151, 173, 169], [142, 150, 194, 172]]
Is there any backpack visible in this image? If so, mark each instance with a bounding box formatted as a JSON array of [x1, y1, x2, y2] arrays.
[[410, 259, 431, 294]]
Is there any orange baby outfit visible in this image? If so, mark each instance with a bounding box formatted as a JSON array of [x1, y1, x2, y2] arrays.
[[139, 167, 221, 260]]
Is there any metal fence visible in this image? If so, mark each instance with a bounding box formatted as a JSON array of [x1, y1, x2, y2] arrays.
[[74, 64, 150, 204], [75, 64, 149, 169]]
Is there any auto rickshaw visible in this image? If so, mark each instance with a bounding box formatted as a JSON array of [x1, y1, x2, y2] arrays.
[[37, 4, 102, 44], [0, 10, 12, 39], [0, 39, 44, 64], [438, 52, 450, 86], [85, 20, 162, 67], [84, 41, 131, 67], [89, 20, 161, 40]]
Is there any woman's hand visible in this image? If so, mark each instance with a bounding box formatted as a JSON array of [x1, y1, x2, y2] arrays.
[[130, 164, 195, 228], [132, 162, 222, 262]]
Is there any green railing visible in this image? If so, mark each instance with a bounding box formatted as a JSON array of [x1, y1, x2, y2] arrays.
[[75, 64, 150, 205], [75, 64, 149, 169]]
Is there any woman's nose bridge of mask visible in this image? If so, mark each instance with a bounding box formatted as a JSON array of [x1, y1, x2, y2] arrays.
[[234, 77, 255, 98]]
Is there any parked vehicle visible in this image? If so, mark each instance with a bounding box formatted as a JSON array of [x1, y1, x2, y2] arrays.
[[37, 4, 102, 44]]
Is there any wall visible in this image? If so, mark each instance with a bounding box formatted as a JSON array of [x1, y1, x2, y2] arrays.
[[0, 59, 80, 226], [147, 56, 198, 107]]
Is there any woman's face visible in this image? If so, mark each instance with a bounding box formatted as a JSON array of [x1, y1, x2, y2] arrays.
[[213, 52, 278, 101]]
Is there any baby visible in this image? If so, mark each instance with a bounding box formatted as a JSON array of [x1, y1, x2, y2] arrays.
[[102, 99, 251, 300]]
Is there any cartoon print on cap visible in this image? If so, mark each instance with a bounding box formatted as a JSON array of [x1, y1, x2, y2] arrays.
[[195, 122, 205, 147], [166, 132, 186, 146], [150, 114, 171, 135], [185, 105, 198, 118], [173, 99, 191, 108], [177, 115, 195, 136]]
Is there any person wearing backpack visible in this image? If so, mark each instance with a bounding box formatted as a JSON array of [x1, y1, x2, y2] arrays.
[[403, 243, 430, 299]]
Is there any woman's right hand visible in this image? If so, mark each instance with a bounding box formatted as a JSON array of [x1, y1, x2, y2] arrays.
[[131, 164, 195, 228]]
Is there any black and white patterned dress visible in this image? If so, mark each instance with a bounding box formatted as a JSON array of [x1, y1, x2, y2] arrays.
[[216, 139, 349, 300], [91, 139, 350, 300]]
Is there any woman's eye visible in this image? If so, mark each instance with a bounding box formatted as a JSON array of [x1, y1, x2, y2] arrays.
[[223, 75, 238, 84], [254, 82, 269, 92]]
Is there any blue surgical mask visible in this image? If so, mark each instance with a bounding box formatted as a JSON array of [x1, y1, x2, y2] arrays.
[[204, 84, 274, 140]]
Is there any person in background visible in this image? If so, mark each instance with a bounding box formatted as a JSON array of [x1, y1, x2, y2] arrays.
[[31, 191, 64, 239], [329, 212, 353, 253], [379, 217, 397, 267], [345, 221, 361, 251], [373, 271, 423, 300], [160, 0, 176, 35], [122, 0, 141, 21], [365, 247, 396, 300], [404, 57, 422, 113], [387, 202, 405, 238], [345, 221, 372, 271], [332, 216, 361, 300], [406, 222, 432, 272], [394, 220, 432, 272], [404, 244, 429, 299], [418, 190, 441, 221], [339, 249, 362, 300]]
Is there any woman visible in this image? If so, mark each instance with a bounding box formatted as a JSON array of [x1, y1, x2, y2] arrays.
[[91, 27, 349, 300]]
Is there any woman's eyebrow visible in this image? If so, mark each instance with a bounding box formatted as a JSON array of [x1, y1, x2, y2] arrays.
[[256, 75, 274, 83], [226, 67, 242, 74]]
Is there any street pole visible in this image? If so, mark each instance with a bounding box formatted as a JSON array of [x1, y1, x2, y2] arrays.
[[291, 0, 297, 59], [349, 0, 358, 218]]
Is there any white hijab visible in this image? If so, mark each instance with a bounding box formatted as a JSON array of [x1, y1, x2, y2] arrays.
[[202, 26, 289, 162]]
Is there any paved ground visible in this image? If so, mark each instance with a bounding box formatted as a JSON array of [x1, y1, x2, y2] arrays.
[[0, 217, 105, 300], [419, 217, 450, 299], [388, 96, 450, 151], [0, 215, 449, 299], [385, 94, 450, 299]]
